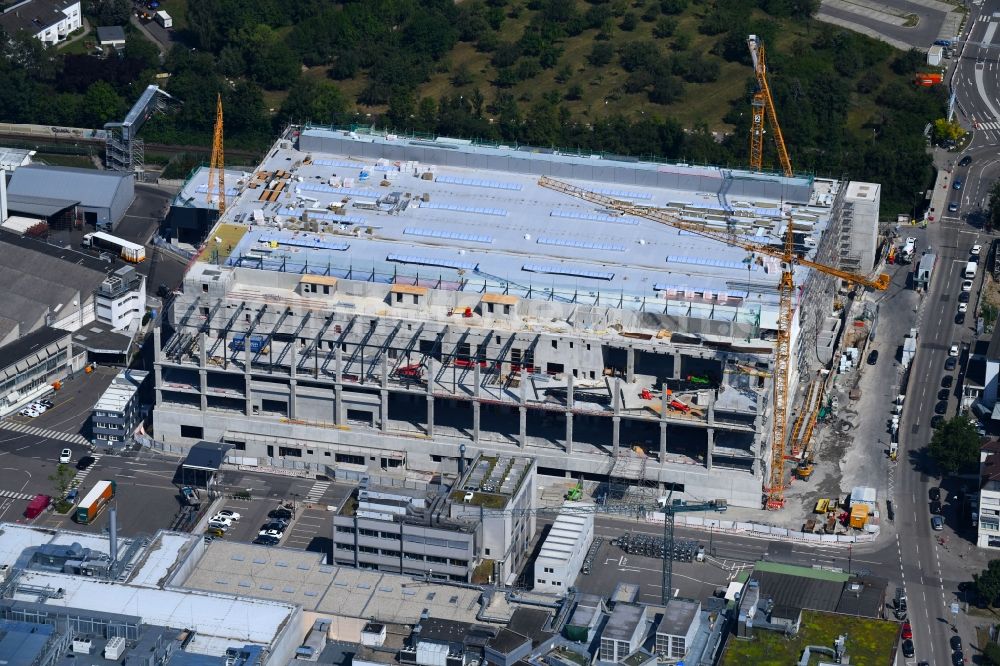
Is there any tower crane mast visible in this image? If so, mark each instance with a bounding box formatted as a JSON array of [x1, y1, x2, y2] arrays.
[[748, 35, 792, 178], [208, 94, 226, 214], [537, 176, 889, 509]]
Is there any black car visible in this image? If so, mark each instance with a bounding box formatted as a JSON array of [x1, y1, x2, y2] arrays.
[[938, 388, 950, 401], [76, 456, 95, 471], [261, 521, 287, 532], [902, 639, 914, 658], [951, 636, 963, 652], [959, 291, 970, 303], [935, 401, 948, 414], [960, 155, 973, 167], [867, 350, 879, 365], [956, 312, 965, 325], [252, 535, 279, 546], [942, 375, 953, 388], [930, 500, 941, 514], [930, 487, 941, 501], [946, 357, 958, 371], [931, 415, 945, 428], [39, 399, 53, 408], [268, 507, 293, 520], [953, 651, 964, 666]]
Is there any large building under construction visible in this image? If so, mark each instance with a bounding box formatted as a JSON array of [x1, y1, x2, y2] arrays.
[[152, 126, 879, 507]]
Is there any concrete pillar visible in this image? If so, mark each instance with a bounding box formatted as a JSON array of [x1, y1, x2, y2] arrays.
[[519, 406, 527, 449], [612, 416, 621, 455], [289, 339, 297, 379], [626, 347, 635, 383], [565, 374, 574, 454], [566, 413, 574, 454], [244, 338, 252, 416], [288, 379, 297, 419], [613, 377, 621, 416], [199, 369, 207, 411], [707, 391, 716, 426], [427, 395, 435, 438], [473, 401, 481, 444], [380, 389, 388, 432], [334, 345, 343, 425], [473, 363, 481, 397], [153, 324, 162, 363], [706, 428, 714, 471], [335, 346, 343, 383], [198, 332, 207, 367], [659, 421, 667, 461], [672, 352, 682, 380], [381, 355, 388, 390]]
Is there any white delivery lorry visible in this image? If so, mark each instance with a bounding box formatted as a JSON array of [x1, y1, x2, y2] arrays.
[[965, 260, 977, 279], [155, 11, 172, 28]]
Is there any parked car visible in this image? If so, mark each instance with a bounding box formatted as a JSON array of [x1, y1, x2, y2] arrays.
[[962, 280, 973, 292], [59, 449, 72, 464], [959, 155, 973, 167], [268, 507, 293, 520], [930, 487, 941, 501], [935, 401, 948, 414], [949, 201, 959, 213], [253, 535, 279, 546], [949, 344, 960, 357], [205, 527, 226, 537], [931, 415, 944, 428], [38, 399, 53, 409], [215, 509, 241, 521], [262, 520, 287, 531], [932, 516, 945, 530], [29, 402, 47, 413], [258, 529, 282, 539], [901, 622, 912, 640], [942, 376, 953, 388], [959, 302, 968, 313], [65, 488, 78, 503], [972, 244, 982, 256], [946, 357, 958, 371], [952, 651, 964, 666], [951, 636, 963, 652], [18, 407, 39, 418], [930, 500, 941, 515], [207, 521, 230, 532], [954, 179, 964, 190], [956, 312, 966, 325], [867, 350, 879, 365], [959, 291, 970, 303]]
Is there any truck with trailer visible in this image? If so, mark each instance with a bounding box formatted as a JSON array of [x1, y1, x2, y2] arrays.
[[76, 480, 116, 524], [155, 11, 172, 28]]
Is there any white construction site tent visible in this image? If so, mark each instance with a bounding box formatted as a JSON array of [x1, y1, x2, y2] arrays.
[[533, 504, 594, 594]]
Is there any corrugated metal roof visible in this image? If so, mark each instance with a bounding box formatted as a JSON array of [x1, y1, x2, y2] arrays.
[[8, 165, 129, 210]]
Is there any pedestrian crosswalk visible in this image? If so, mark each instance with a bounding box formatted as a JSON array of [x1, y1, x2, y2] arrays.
[[305, 480, 331, 503], [976, 120, 1000, 130], [0, 489, 33, 501], [0, 421, 89, 446], [73, 454, 103, 487]]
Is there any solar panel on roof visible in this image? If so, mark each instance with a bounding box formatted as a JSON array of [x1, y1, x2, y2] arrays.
[[522, 263, 615, 281], [665, 255, 756, 271], [419, 201, 507, 217], [299, 183, 380, 198], [550, 209, 640, 226], [404, 227, 494, 244], [387, 254, 479, 271], [436, 175, 522, 191], [587, 187, 653, 200], [313, 159, 366, 169], [277, 207, 366, 224], [537, 237, 626, 252]]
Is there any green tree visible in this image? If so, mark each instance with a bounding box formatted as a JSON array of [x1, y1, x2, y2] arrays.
[[49, 464, 74, 499], [278, 79, 347, 126], [929, 416, 980, 474], [933, 118, 966, 143], [80, 81, 124, 127], [653, 16, 677, 38], [588, 42, 614, 67], [975, 560, 1000, 607], [988, 181, 1000, 233], [86, 0, 130, 26]]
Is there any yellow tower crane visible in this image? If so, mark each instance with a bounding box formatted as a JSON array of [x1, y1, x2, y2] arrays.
[[748, 34, 792, 178], [208, 93, 226, 214], [537, 176, 890, 510]]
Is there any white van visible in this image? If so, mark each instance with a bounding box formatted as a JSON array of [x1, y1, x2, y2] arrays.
[[964, 261, 977, 279]]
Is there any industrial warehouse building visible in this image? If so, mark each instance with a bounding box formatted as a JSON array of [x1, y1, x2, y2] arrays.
[[151, 126, 880, 507], [6, 165, 134, 230], [533, 506, 594, 593]]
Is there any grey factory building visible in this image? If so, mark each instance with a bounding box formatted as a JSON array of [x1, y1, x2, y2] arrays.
[[151, 126, 879, 508], [6, 165, 134, 231]]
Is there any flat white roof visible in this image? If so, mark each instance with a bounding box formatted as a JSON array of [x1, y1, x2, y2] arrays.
[[93, 369, 147, 413], [536, 506, 593, 565], [15, 570, 295, 654], [129, 532, 194, 588]]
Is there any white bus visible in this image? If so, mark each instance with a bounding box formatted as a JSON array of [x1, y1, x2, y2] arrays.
[[82, 232, 146, 263]]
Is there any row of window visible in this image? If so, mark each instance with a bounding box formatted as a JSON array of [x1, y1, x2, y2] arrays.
[[536, 578, 562, 587], [336, 525, 470, 550], [333, 541, 467, 566]]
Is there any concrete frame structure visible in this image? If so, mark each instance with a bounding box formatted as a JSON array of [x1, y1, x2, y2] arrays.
[[151, 128, 875, 508]]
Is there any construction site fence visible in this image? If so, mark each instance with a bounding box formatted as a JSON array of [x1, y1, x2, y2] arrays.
[[645, 513, 878, 545]]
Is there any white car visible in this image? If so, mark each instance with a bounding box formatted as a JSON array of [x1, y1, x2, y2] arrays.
[[206, 521, 230, 531], [962, 280, 973, 292], [18, 407, 39, 418], [949, 344, 960, 357], [214, 510, 241, 521], [59, 448, 72, 464], [972, 244, 982, 256], [959, 303, 968, 313], [258, 529, 282, 539], [29, 402, 47, 413], [209, 515, 233, 527]]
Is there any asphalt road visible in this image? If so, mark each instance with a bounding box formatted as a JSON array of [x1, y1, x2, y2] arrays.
[[818, 0, 948, 49]]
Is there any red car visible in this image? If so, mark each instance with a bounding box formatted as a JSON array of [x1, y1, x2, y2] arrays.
[[901, 622, 912, 640]]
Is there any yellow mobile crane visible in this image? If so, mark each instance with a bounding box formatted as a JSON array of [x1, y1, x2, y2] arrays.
[[748, 34, 792, 177], [537, 176, 890, 510]]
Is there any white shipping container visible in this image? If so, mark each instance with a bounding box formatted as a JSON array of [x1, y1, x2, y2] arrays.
[[155, 11, 172, 28]]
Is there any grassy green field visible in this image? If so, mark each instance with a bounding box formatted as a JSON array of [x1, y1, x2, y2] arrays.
[[35, 153, 97, 169], [720, 610, 899, 666]]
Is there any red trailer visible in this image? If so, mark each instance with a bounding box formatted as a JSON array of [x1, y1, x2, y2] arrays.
[[24, 494, 51, 519]]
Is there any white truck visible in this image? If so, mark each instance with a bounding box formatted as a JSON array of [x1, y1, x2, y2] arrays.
[[900, 237, 916, 263], [155, 10, 172, 28]]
